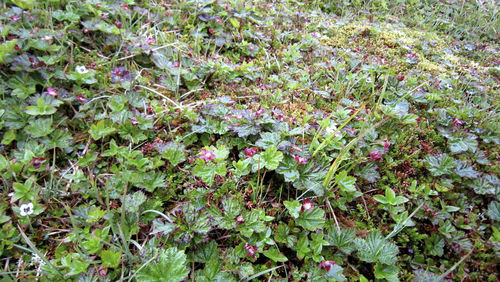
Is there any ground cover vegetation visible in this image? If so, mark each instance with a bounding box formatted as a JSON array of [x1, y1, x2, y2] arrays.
[[0, 0, 499, 281]]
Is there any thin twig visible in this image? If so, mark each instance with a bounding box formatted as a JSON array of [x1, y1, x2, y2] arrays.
[[325, 198, 341, 232]]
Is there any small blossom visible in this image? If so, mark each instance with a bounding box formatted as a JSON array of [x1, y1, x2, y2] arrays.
[[45, 87, 58, 97], [319, 260, 337, 271], [396, 75, 405, 81], [199, 149, 215, 161], [75, 94, 88, 103], [75, 65, 88, 74], [244, 243, 258, 259], [293, 155, 308, 164], [301, 198, 313, 212], [208, 28, 214, 35], [20, 203, 34, 216], [173, 61, 180, 68], [244, 147, 259, 158], [131, 117, 138, 125], [249, 45, 255, 51], [236, 215, 245, 225], [146, 37, 155, 45], [453, 117, 465, 127], [383, 139, 391, 151], [31, 156, 45, 169], [115, 21, 122, 29], [42, 35, 53, 41], [370, 150, 383, 161], [9, 15, 21, 22]]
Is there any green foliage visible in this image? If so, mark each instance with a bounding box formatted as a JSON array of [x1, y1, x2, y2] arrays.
[[136, 248, 190, 282]]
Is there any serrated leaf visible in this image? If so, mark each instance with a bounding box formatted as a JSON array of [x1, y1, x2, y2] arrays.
[[262, 248, 288, 262], [25, 118, 53, 137], [194, 241, 218, 263], [454, 160, 479, 178], [284, 200, 301, 218], [124, 191, 146, 213], [252, 146, 283, 171], [487, 201, 500, 221], [193, 160, 227, 186], [374, 263, 399, 281], [89, 120, 116, 140], [296, 208, 325, 231], [425, 154, 456, 176], [136, 247, 189, 282], [87, 207, 106, 223], [325, 227, 356, 255], [276, 155, 300, 182], [100, 250, 121, 268], [25, 98, 57, 116], [336, 170, 357, 192], [327, 264, 346, 280], [449, 136, 477, 153], [158, 141, 186, 166], [256, 132, 281, 149], [354, 231, 398, 265]]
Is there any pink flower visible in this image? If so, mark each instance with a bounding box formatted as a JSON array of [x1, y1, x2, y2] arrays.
[[249, 45, 255, 51], [146, 37, 154, 45], [75, 94, 88, 103], [319, 261, 337, 271], [236, 215, 245, 225], [9, 15, 21, 22], [452, 117, 465, 127], [131, 117, 138, 125], [42, 35, 53, 41], [370, 150, 383, 161], [293, 155, 308, 164], [199, 149, 215, 161], [244, 243, 258, 259], [301, 198, 313, 212], [45, 87, 58, 97], [115, 21, 122, 29], [244, 147, 258, 158], [383, 139, 390, 151]]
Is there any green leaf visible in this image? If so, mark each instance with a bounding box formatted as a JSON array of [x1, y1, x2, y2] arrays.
[[326, 264, 346, 280], [425, 154, 456, 176], [374, 263, 399, 281], [252, 146, 283, 172], [100, 250, 122, 268], [296, 235, 311, 259], [229, 18, 240, 28], [0, 40, 17, 63], [354, 231, 398, 265], [159, 142, 186, 166], [124, 191, 147, 213], [25, 118, 53, 137], [454, 160, 479, 178], [424, 234, 444, 257], [296, 208, 325, 231], [89, 120, 116, 140], [325, 227, 356, 255], [449, 136, 477, 153], [194, 241, 218, 263], [276, 155, 300, 182], [87, 207, 106, 223], [262, 248, 288, 262], [11, 0, 35, 9], [136, 247, 189, 282], [284, 200, 301, 218], [336, 170, 357, 192], [25, 98, 57, 116], [256, 132, 281, 149], [193, 160, 227, 186], [487, 201, 500, 221]]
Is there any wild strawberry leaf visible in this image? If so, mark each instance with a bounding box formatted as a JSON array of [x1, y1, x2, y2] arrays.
[[251, 146, 283, 172], [296, 207, 325, 231], [425, 154, 456, 176], [136, 247, 189, 282], [354, 231, 398, 265], [262, 248, 288, 262]]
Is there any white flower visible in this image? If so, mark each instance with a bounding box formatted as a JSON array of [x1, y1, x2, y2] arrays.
[[20, 203, 34, 216], [76, 65, 89, 74]]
